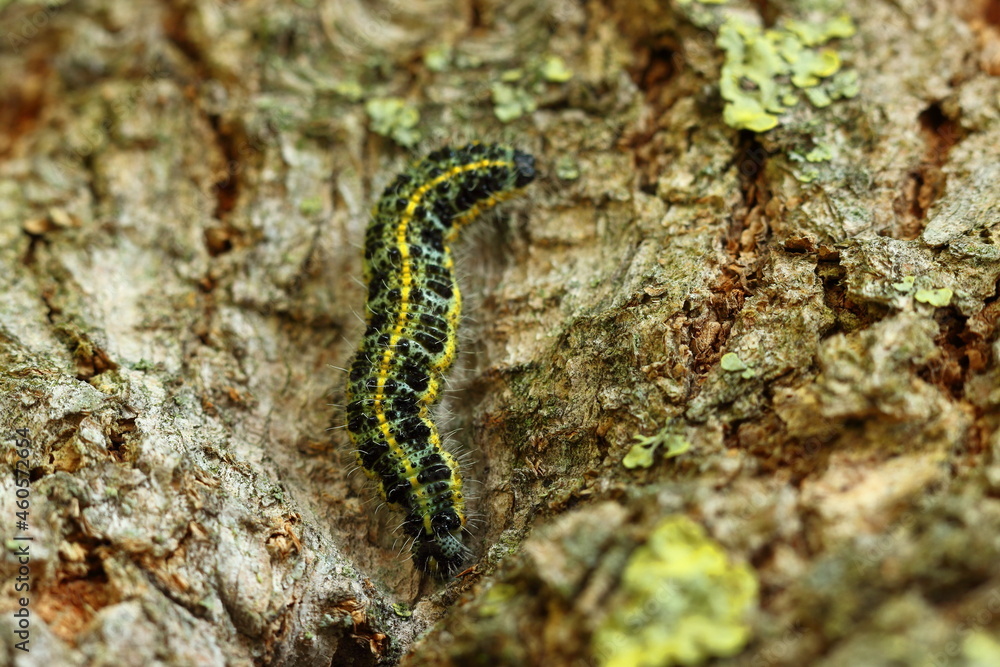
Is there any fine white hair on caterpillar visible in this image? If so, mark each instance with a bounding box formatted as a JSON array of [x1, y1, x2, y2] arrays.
[[344, 142, 536, 578]]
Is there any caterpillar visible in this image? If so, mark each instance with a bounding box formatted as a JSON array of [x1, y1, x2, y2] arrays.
[[345, 143, 536, 578]]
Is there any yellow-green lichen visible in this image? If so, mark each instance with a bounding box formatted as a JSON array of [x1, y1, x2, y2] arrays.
[[541, 55, 574, 83], [804, 144, 834, 162], [794, 168, 819, 183], [555, 154, 581, 181], [891, 275, 916, 292], [623, 428, 691, 469], [787, 142, 835, 181], [492, 82, 538, 123], [914, 287, 953, 307], [784, 15, 856, 46], [964, 632, 1000, 666], [592, 516, 758, 667], [391, 603, 412, 618], [888, 276, 953, 306], [720, 352, 755, 379], [490, 55, 573, 122], [365, 97, 421, 147], [298, 196, 323, 216], [718, 14, 857, 132], [501, 68, 524, 82], [331, 79, 364, 102], [424, 44, 452, 72]]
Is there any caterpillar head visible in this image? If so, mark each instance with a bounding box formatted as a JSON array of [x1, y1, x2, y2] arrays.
[[512, 149, 536, 188], [414, 532, 467, 579]]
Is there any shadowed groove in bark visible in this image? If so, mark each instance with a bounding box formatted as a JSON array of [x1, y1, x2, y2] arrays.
[[893, 101, 963, 239], [814, 249, 889, 339]]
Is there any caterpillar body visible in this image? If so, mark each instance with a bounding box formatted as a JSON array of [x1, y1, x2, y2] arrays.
[[345, 143, 536, 578]]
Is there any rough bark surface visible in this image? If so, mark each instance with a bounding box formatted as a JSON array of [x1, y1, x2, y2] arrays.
[[1, 0, 1000, 665]]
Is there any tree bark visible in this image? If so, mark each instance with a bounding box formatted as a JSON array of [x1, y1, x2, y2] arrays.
[[1, 0, 999, 665]]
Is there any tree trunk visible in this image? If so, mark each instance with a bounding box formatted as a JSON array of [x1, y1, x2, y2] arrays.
[[2, 0, 999, 665]]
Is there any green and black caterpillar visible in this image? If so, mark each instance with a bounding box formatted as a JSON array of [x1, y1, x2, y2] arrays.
[[345, 143, 536, 577]]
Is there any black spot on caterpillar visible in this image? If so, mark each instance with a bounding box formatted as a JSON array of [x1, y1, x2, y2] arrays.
[[345, 143, 536, 578]]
